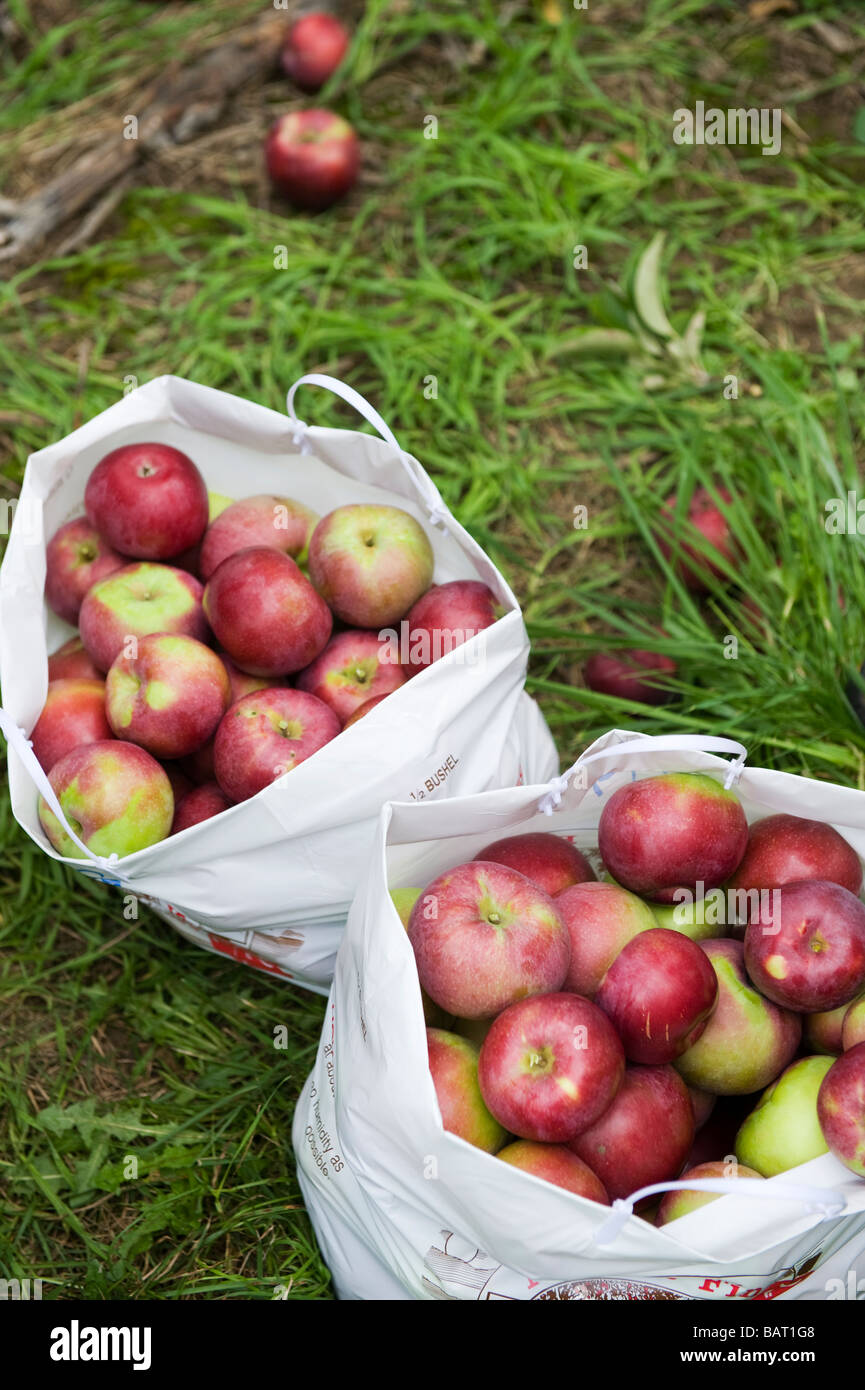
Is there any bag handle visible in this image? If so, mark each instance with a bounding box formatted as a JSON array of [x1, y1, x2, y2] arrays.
[[537, 734, 748, 815], [286, 373, 450, 529], [594, 1176, 847, 1246], [0, 706, 124, 878]]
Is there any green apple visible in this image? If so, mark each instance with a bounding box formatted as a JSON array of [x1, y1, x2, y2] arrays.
[[735, 1055, 835, 1177], [649, 894, 727, 942]]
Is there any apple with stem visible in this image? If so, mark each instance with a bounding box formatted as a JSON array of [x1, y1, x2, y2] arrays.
[[407, 860, 570, 1019], [478, 992, 624, 1143]]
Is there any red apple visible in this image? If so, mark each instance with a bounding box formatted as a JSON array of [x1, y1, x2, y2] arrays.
[[569, 1065, 695, 1201], [475, 832, 594, 899], [84, 442, 208, 560], [172, 782, 233, 835], [595, 927, 718, 1065], [818, 1043, 865, 1177], [106, 633, 231, 759], [744, 880, 865, 1013], [404, 580, 500, 673], [47, 638, 102, 682], [478, 993, 624, 1143], [674, 939, 801, 1094], [265, 109, 359, 211], [391, 887, 451, 1028], [584, 649, 676, 705], [407, 860, 570, 1019], [308, 504, 433, 629], [343, 693, 389, 728], [30, 678, 112, 773], [842, 996, 865, 1051], [597, 772, 748, 902], [281, 12, 349, 91], [555, 880, 657, 998], [180, 734, 216, 786], [44, 517, 125, 624], [684, 1095, 753, 1171], [426, 1028, 506, 1154], [38, 740, 173, 858], [805, 1000, 852, 1055], [199, 494, 319, 581], [79, 562, 207, 672], [296, 629, 406, 724], [203, 548, 332, 677], [163, 764, 195, 805], [729, 813, 862, 899], [219, 654, 287, 706], [213, 687, 340, 802], [655, 1160, 763, 1226], [659, 485, 737, 591], [497, 1141, 609, 1203], [688, 1087, 716, 1131]]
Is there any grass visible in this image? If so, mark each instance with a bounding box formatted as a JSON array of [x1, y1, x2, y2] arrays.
[[2, 0, 865, 1298]]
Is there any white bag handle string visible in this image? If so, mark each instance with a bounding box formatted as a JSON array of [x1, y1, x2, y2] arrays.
[[594, 1176, 847, 1247], [0, 706, 122, 876], [537, 734, 748, 815], [286, 373, 451, 529]]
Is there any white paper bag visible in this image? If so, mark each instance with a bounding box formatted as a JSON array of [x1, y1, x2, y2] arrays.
[[0, 373, 558, 992], [294, 730, 865, 1297]]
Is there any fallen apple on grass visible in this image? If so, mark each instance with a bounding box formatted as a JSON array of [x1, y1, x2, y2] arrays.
[[475, 832, 594, 898], [595, 927, 718, 1065], [407, 860, 570, 1019], [281, 11, 350, 92], [658, 485, 737, 591], [44, 517, 125, 624], [597, 772, 748, 902], [497, 1141, 609, 1203], [584, 648, 676, 705], [38, 740, 173, 858], [213, 687, 340, 802], [79, 562, 207, 672], [84, 441, 208, 560], [265, 109, 359, 211], [478, 992, 624, 1143], [106, 633, 231, 760], [30, 678, 112, 773], [427, 1028, 506, 1154]]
